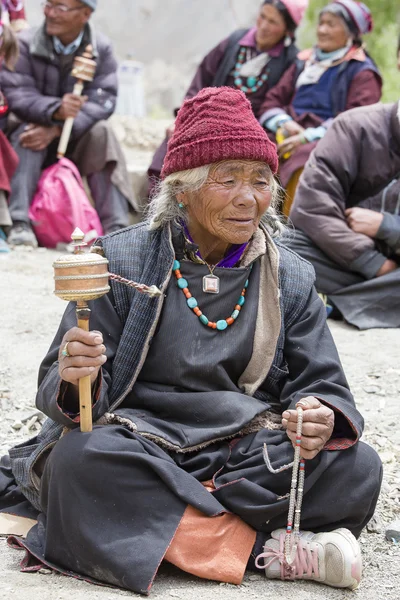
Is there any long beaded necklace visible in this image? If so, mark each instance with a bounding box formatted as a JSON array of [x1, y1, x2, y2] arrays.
[[284, 405, 306, 570], [233, 47, 269, 95], [173, 259, 251, 331]]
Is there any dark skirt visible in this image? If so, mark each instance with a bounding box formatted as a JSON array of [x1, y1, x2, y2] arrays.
[[286, 229, 400, 329], [1, 424, 382, 594]]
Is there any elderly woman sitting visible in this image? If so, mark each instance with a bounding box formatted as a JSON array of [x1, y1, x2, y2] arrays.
[[0, 87, 381, 594], [258, 0, 382, 214]]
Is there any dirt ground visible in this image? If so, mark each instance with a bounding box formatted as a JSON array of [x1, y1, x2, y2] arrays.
[[0, 247, 399, 600]]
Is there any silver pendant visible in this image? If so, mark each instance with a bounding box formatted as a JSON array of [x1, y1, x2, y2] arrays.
[[203, 274, 220, 294]]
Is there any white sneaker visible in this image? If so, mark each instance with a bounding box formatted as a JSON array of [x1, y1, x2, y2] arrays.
[[256, 528, 362, 590]]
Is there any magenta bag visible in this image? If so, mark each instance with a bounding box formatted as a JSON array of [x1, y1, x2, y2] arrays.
[[29, 158, 103, 248]]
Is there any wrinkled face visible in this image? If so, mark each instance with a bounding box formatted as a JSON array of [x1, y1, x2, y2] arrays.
[[184, 161, 273, 249], [317, 12, 351, 52], [256, 4, 288, 51], [44, 0, 91, 40]]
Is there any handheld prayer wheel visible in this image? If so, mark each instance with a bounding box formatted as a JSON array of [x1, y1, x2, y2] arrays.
[[53, 229, 162, 433], [57, 45, 97, 159], [53, 228, 109, 432]]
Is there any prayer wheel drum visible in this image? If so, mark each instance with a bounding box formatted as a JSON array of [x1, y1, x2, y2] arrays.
[[53, 252, 110, 303], [71, 45, 97, 82]]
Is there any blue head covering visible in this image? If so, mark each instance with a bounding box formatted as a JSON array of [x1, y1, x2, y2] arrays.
[[81, 0, 97, 10], [321, 0, 373, 36]]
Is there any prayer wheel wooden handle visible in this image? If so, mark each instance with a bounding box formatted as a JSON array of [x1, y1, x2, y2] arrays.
[[53, 229, 110, 433], [57, 82, 84, 159], [77, 301, 93, 433]]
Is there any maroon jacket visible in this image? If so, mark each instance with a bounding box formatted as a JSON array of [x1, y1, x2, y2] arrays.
[[0, 23, 118, 140], [290, 102, 400, 279]]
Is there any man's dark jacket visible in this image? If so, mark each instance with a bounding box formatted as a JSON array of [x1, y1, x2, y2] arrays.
[[1, 22, 118, 140], [290, 102, 400, 278]]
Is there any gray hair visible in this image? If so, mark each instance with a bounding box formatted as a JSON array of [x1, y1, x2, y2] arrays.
[[147, 164, 285, 237]]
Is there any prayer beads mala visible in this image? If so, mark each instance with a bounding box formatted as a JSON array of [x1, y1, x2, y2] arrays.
[[284, 405, 305, 567], [173, 260, 250, 331], [233, 47, 269, 95]]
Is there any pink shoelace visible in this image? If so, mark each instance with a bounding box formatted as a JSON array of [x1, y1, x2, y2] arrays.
[[255, 532, 320, 580]]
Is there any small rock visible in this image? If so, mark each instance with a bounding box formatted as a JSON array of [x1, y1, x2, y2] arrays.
[[374, 437, 387, 448], [379, 451, 396, 464], [363, 385, 382, 394], [381, 481, 391, 494], [367, 513, 382, 534], [38, 567, 53, 575], [20, 409, 43, 424], [11, 420, 23, 431], [385, 520, 400, 542], [26, 416, 38, 430]]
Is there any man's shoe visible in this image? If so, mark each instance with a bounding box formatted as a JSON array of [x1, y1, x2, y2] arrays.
[[256, 528, 362, 590], [8, 222, 38, 248]]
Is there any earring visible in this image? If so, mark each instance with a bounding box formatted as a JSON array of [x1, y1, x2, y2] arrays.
[[284, 34, 292, 47], [178, 202, 185, 209]]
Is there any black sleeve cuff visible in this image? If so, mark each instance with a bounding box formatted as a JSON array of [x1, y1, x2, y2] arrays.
[[349, 249, 387, 279], [376, 212, 400, 250]]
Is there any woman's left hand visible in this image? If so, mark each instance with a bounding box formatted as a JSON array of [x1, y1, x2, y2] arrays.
[[282, 396, 334, 460], [277, 133, 305, 159]]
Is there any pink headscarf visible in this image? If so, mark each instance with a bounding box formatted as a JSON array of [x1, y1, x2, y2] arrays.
[[279, 0, 309, 26]]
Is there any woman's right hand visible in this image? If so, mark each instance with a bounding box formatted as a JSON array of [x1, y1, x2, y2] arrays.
[[281, 121, 305, 137], [58, 328, 107, 387]]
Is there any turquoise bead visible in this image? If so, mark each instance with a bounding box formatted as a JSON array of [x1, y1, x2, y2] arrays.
[[231, 310, 240, 320], [262, 74, 268, 81], [187, 297, 198, 309], [199, 315, 209, 325], [251, 87, 257, 93], [242, 86, 248, 93], [244, 279, 249, 289], [216, 320, 228, 331], [173, 259, 180, 271], [234, 78, 242, 86], [247, 76, 257, 87], [238, 295, 245, 307], [177, 278, 188, 289]]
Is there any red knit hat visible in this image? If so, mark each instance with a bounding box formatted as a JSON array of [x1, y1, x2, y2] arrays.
[[161, 87, 279, 179]]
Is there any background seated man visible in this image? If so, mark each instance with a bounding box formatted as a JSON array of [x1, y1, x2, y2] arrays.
[[287, 101, 400, 330], [2, 0, 133, 247]]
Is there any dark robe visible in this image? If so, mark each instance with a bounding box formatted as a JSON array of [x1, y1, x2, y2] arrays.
[[0, 226, 382, 594]]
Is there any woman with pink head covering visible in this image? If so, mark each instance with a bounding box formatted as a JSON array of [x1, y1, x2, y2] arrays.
[[2, 0, 28, 32], [258, 0, 381, 215], [148, 0, 309, 197]]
